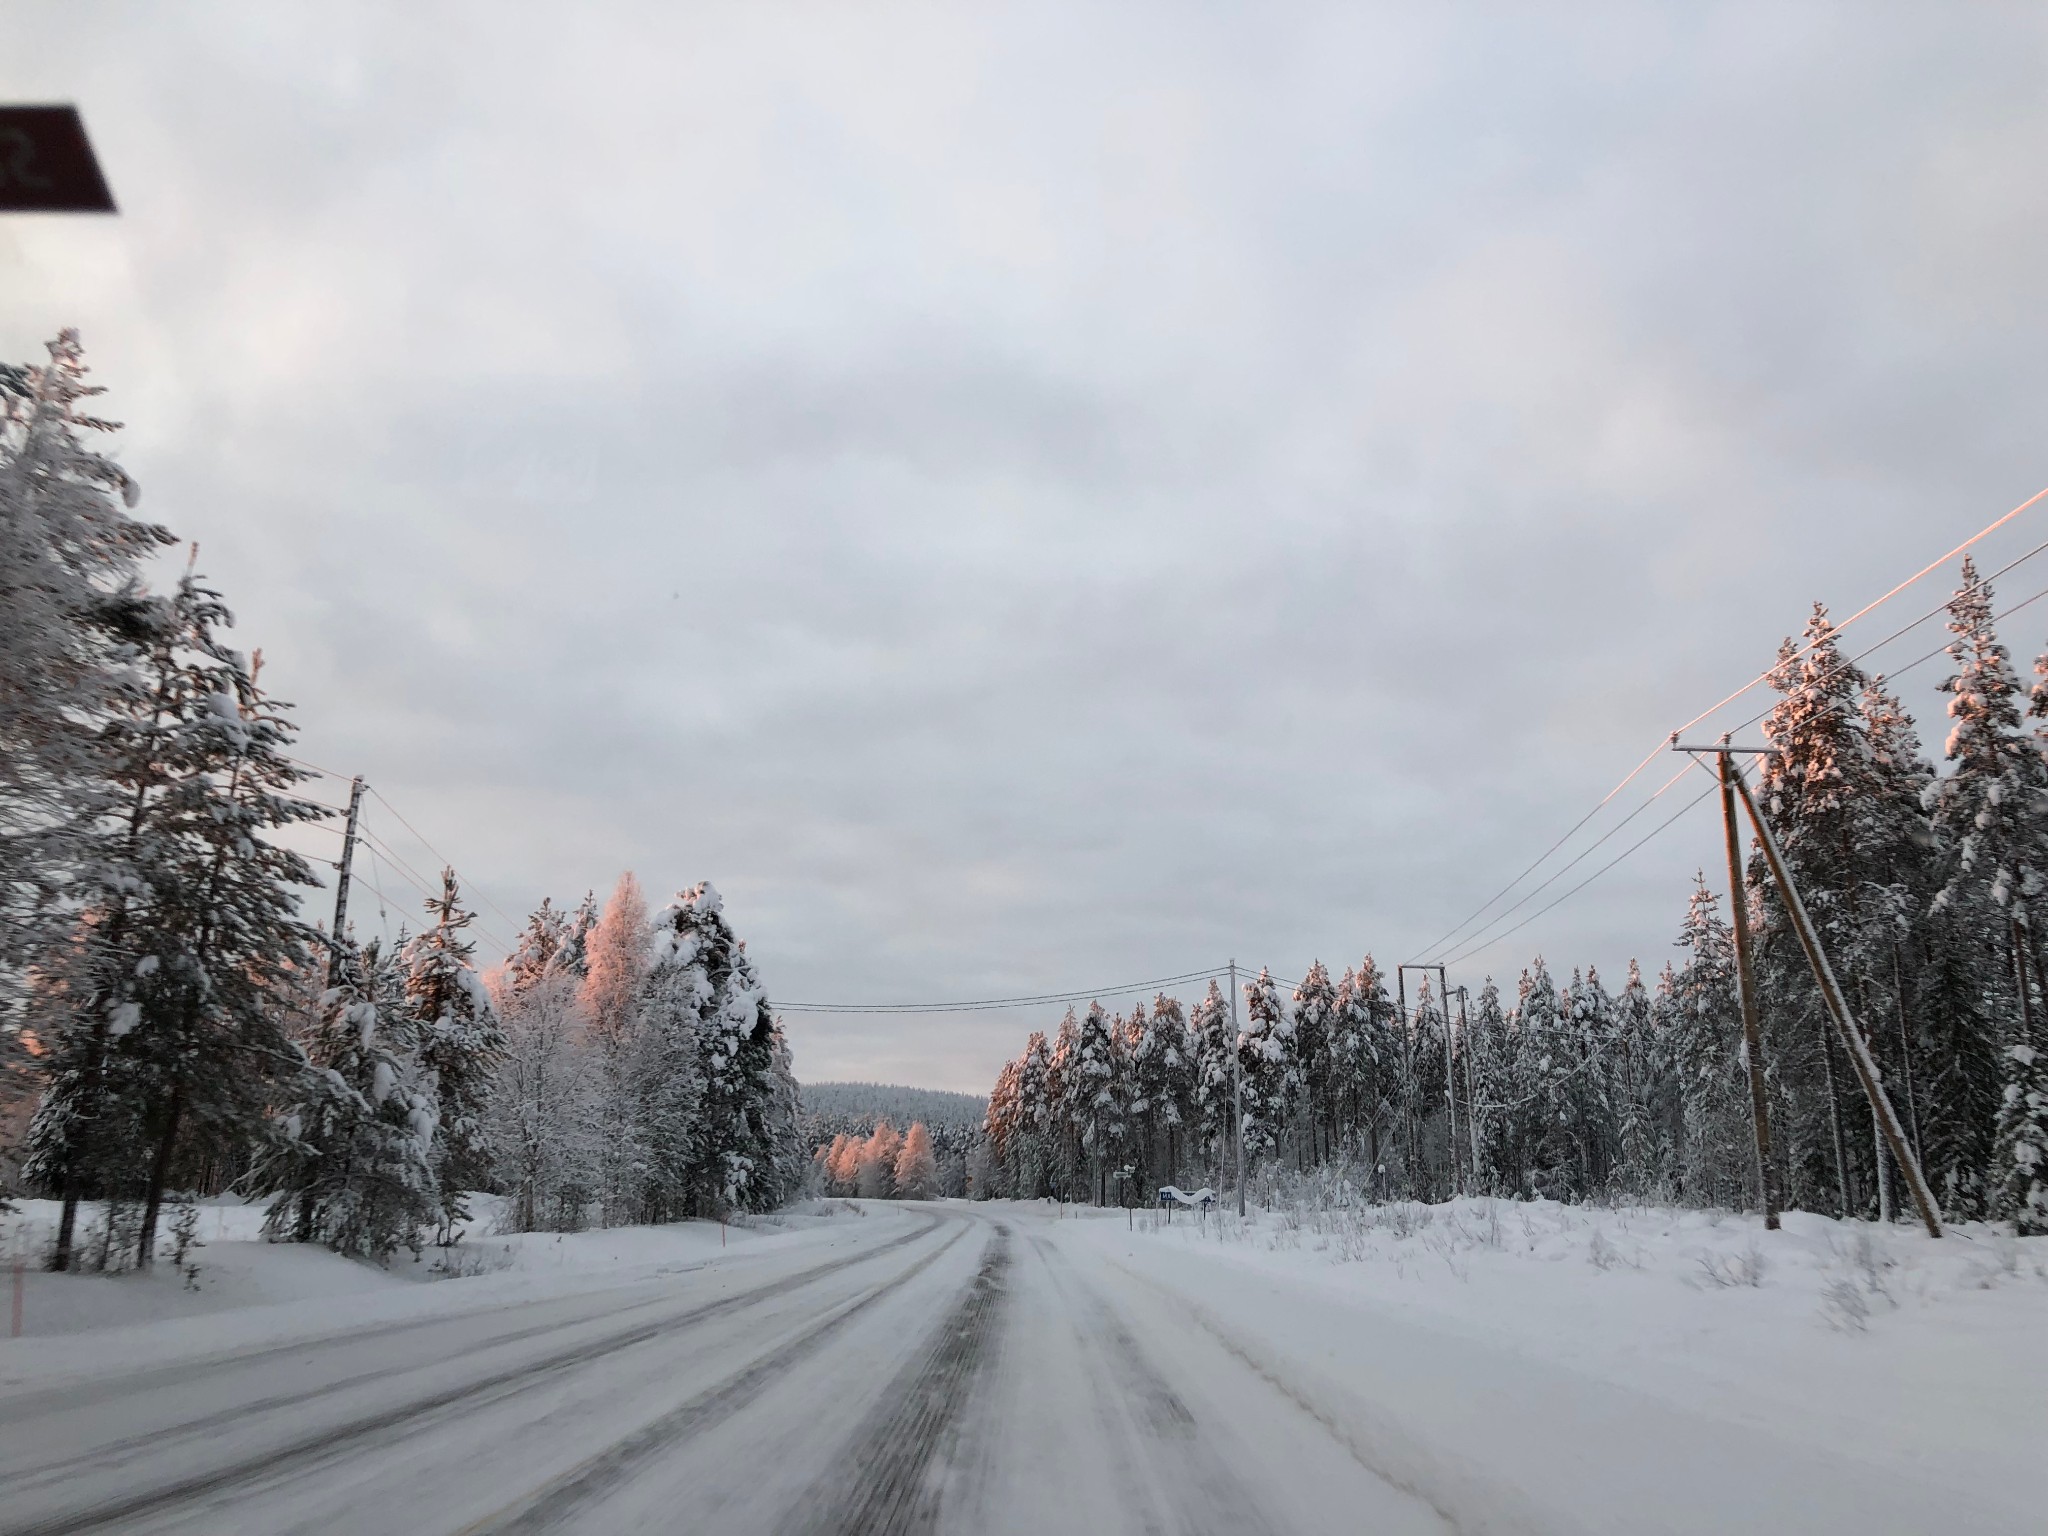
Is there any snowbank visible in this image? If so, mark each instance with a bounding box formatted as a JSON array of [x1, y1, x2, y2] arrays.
[[0, 1195, 870, 1390], [1039, 1197, 2047, 1535]]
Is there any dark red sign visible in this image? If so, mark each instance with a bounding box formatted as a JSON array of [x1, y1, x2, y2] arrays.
[[0, 106, 116, 213]]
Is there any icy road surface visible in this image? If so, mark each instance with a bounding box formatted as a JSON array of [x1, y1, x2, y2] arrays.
[[0, 1204, 1448, 1536]]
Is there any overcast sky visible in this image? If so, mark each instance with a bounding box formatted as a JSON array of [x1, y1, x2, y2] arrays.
[[6, 3, 2047, 1091]]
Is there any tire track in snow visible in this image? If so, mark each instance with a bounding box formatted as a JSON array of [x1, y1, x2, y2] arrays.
[[785, 1221, 1013, 1536], [0, 1214, 950, 1536], [1027, 1234, 1276, 1536], [461, 1218, 977, 1534]]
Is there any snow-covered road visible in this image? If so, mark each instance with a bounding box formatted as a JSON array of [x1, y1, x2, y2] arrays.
[[0, 1204, 1447, 1536]]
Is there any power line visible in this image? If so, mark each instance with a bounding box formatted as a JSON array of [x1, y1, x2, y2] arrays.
[[1415, 484, 2048, 964], [779, 967, 1224, 1015], [1442, 772, 1723, 970], [1419, 759, 1697, 967], [365, 785, 526, 939], [1429, 577, 2048, 977]]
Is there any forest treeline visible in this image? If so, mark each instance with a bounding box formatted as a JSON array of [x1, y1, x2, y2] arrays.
[[813, 1119, 942, 1200], [983, 567, 2048, 1234], [0, 333, 803, 1270]]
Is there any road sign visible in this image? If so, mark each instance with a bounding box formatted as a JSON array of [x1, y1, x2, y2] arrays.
[[0, 106, 116, 212]]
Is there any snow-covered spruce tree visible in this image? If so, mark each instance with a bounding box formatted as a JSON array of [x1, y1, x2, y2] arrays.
[[1150, 993, 1197, 1182], [1188, 982, 1235, 1179], [1993, 1037, 2048, 1234], [1072, 1001, 1123, 1202], [25, 573, 325, 1268], [259, 945, 439, 1260], [1330, 958, 1397, 1168], [649, 882, 778, 1214], [1398, 975, 1448, 1198], [1664, 877, 1754, 1209], [1612, 959, 1670, 1199], [1465, 977, 1520, 1194], [1045, 1008, 1086, 1198], [1560, 966, 1620, 1196], [1922, 559, 2048, 1217], [0, 331, 172, 997], [488, 901, 598, 1232], [983, 1056, 1025, 1198], [893, 1120, 937, 1200], [762, 1023, 807, 1205], [1015, 1030, 1055, 1197], [1517, 958, 1572, 1199], [1240, 969, 1298, 1171], [1291, 962, 1337, 1165], [1752, 605, 1938, 1217], [558, 890, 599, 979], [622, 928, 705, 1222], [401, 868, 505, 1236]]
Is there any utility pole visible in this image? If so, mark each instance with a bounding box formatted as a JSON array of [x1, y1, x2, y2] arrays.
[[1702, 743, 1779, 1231], [1434, 962, 1460, 1196], [1724, 754, 1943, 1238], [1230, 958, 1245, 1217], [1675, 739, 1942, 1238], [324, 776, 366, 990]]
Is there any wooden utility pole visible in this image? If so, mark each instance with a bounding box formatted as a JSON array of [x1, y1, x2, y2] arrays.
[[1697, 745, 1781, 1231], [1230, 958, 1246, 1217], [1716, 750, 1944, 1238], [324, 776, 366, 989]]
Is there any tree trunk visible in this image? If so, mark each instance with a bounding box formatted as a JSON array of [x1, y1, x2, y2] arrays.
[[136, 1084, 185, 1269], [1818, 1020, 1852, 1218], [52, 1176, 81, 1272], [1889, 945, 1923, 1164]]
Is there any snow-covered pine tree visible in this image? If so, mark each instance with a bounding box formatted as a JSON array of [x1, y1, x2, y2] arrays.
[[893, 1120, 937, 1200], [26, 572, 325, 1269], [1517, 958, 1572, 1199], [1073, 1002, 1122, 1202], [1400, 975, 1448, 1198], [1017, 1030, 1056, 1197], [558, 890, 599, 979], [983, 1057, 1024, 1198], [1752, 604, 1937, 1217], [1612, 959, 1668, 1198], [0, 331, 172, 991], [488, 900, 598, 1232], [1291, 962, 1337, 1165], [857, 1119, 901, 1198], [401, 868, 505, 1236], [760, 1022, 807, 1206], [1240, 969, 1298, 1169], [1056, 1009, 1095, 1198], [1466, 977, 1519, 1193], [649, 882, 777, 1214], [1665, 876, 1754, 1209], [1188, 982, 1235, 1178], [1923, 559, 2048, 1217], [1562, 966, 1620, 1196], [1993, 1036, 2048, 1234], [259, 944, 439, 1260]]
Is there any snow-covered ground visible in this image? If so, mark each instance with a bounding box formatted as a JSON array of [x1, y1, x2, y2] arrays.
[[0, 1195, 2038, 1533], [1055, 1195, 2047, 1534], [0, 1195, 865, 1387]]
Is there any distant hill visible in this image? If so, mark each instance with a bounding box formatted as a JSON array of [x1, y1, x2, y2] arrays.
[[800, 1081, 987, 1132]]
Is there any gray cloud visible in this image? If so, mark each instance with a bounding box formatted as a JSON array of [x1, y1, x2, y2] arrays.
[[5, 2, 2047, 1087]]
